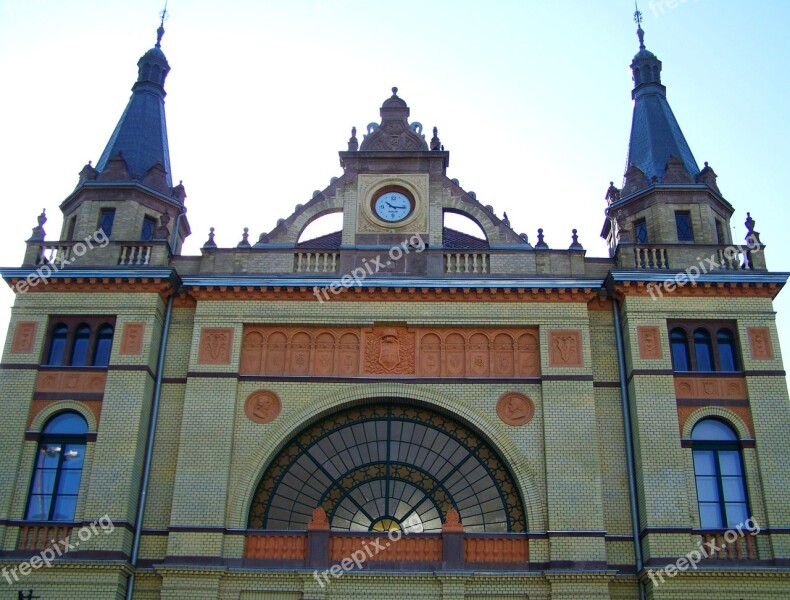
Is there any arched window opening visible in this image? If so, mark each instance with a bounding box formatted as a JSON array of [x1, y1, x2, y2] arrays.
[[25, 412, 88, 522], [443, 211, 488, 247], [717, 329, 738, 372], [691, 419, 749, 529], [70, 325, 91, 367], [670, 328, 690, 371], [249, 404, 526, 533], [47, 324, 68, 366], [693, 328, 714, 371], [296, 212, 344, 247], [93, 325, 114, 367]]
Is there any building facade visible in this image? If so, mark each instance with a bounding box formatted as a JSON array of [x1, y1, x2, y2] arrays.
[[1, 16, 788, 600]]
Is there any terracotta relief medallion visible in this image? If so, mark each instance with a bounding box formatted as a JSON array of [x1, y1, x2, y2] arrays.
[[747, 327, 773, 360], [197, 327, 233, 365], [120, 322, 145, 356], [11, 322, 37, 353], [496, 392, 535, 426], [244, 390, 282, 424], [548, 330, 583, 367], [637, 326, 662, 360]]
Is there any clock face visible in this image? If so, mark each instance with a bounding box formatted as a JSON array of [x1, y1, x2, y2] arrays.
[[374, 191, 413, 223]]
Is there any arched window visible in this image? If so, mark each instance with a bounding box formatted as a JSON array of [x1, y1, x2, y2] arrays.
[[670, 328, 690, 371], [26, 412, 88, 522], [70, 325, 91, 366], [693, 328, 714, 371], [93, 325, 114, 367], [47, 324, 68, 366], [717, 329, 738, 372], [691, 419, 749, 528]]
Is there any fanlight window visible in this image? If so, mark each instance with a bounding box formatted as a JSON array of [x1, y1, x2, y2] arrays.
[[249, 404, 526, 533]]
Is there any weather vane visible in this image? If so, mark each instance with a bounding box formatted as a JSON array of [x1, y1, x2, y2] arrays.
[[634, 1, 643, 28], [159, 1, 169, 27]]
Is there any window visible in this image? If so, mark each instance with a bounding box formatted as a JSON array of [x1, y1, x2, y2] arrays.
[[98, 208, 115, 237], [47, 324, 68, 366], [693, 328, 714, 371], [140, 216, 157, 241], [66, 216, 77, 240], [93, 325, 114, 366], [670, 328, 691, 371], [715, 219, 726, 245], [675, 211, 693, 241], [70, 325, 91, 366], [692, 419, 749, 528], [43, 317, 116, 367], [26, 412, 88, 522], [634, 219, 649, 244], [668, 322, 741, 372]]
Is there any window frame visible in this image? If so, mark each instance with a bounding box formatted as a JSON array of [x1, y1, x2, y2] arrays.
[[668, 321, 742, 373], [691, 418, 751, 529], [140, 215, 157, 241], [41, 317, 116, 368], [97, 208, 116, 238], [634, 218, 649, 244], [25, 412, 89, 523], [675, 210, 694, 242]]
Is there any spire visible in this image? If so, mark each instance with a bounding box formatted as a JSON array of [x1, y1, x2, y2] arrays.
[[94, 17, 174, 192], [623, 6, 699, 193]]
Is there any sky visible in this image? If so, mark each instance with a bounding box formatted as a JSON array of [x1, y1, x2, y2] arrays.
[[0, 0, 788, 366]]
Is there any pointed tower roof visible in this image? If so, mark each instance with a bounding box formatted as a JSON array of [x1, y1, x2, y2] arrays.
[[95, 21, 173, 189], [625, 8, 699, 189]]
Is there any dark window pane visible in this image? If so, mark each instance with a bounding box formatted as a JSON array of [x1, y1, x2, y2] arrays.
[[718, 451, 742, 475], [36, 445, 62, 469], [141, 216, 156, 241], [695, 476, 720, 502], [70, 325, 91, 366], [66, 216, 77, 240], [56, 470, 83, 495], [26, 495, 53, 521], [725, 503, 749, 528], [30, 469, 58, 495], [670, 328, 690, 371], [93, 325, 113, 366], [676, 212, 693, 241], [694, 328, 714, 371], [635, 219, 648, 244], [47, 324, 68, 366], [99, 209, 115, 237], [717, 329, 738, 371], [722, 478, 747, 502], [716, 220, 725, 245], [692, 419, 737, 442]]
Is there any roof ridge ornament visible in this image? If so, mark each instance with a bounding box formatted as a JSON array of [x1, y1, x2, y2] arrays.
[[157, 2, 168, 48], [634, 1, 645, 50]]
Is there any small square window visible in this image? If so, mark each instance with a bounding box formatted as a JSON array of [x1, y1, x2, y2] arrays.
[[675, 211, 693, 241]]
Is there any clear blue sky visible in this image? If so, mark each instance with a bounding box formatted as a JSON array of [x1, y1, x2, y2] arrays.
[[0, 0, 788, 365]]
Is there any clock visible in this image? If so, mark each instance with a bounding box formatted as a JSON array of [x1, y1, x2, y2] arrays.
[[373, 189, 414, 223]]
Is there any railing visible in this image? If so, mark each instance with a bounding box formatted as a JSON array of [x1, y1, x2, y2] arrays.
[[464, 535, 529, 563], [244, 532, 307, 560], [445, 252, 489, 274], [118, 244, 152, 265], [294, 252, 339, 273], [632, 244, 751, 270], [701, 531, 758, 560], [17, 524, 73, 551], [33, 244, 72, 267]]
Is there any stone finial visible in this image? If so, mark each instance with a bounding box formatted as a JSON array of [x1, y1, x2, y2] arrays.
[[442, 508, 464, 532], [605, 181, 621, 204], [430, 126, 441, 151], [238, 227, 251, 248], [745, 212, 761, 245], [27, 209, 47, 242], [347, 126, 359, 152], [307, 507, 329, 531], [502, 211, 510, 227], [203, 227, 216, 249], [172, 179, 187, 203], [78, 160, 98, 184], [569, 228, 583, 250], [535, 228, 548, 249]]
